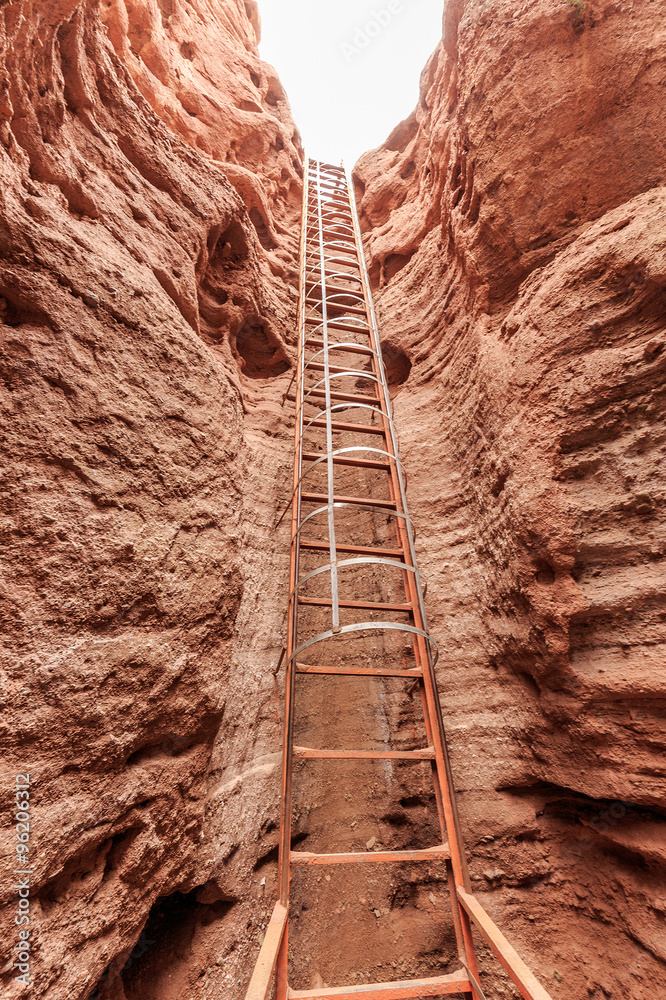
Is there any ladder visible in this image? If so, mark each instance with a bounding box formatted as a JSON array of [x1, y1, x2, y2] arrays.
[[245, 160, 553, 1000]]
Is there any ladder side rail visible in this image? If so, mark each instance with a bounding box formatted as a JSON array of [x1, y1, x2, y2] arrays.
[[343, 165, 474, 883], [277, 163, 309, 902], [457, 889, 554, 1000], [275, 162, 312, 1000], [244, 901, 289, 1000], [315, 163, 340, 632], [343, 168, 481, 998]]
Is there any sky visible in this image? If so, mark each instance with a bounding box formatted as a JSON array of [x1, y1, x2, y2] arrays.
[[257, 0, 444, 169]]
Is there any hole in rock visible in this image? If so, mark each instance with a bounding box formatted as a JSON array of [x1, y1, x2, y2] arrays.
[[90, 884, 237, 1000], [0, 292, 36, 327], [265, 89, 279, 106], [383, 250, 415, 283], [210, 220, 248, 264], [520, 671, 541, 698], [491, 470, 509, 496], [249, 206, 278, 249], [400, 160, 416, 180], [102, 828, 140, 882], [535, 563, 555, 585], [236, 320, 290, 379], [250, 71, 260, 87], [179, 41, 194, 60], [125, 733, 195, 766], [381, 341, 411, 386]]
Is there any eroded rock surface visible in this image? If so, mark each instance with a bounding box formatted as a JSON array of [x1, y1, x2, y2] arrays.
[[0, 2, 300, 998], [354, 1, 666, 996]]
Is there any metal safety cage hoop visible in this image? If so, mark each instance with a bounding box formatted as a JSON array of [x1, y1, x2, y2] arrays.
[[244, 159, 555, 1000]]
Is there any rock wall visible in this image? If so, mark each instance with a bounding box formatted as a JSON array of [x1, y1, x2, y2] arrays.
[[354, 1, 666, 997], [0, 2, 300, 998]]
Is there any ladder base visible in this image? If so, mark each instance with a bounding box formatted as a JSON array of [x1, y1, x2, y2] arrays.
[[295, 663, 421, 678], [299, 541, 403, 558], [287, 970, 471, 998], [300, 492, 396, 509], [290, 845, 450, 865], [293, 746, 436, 761], [310, 419, 385, 436]]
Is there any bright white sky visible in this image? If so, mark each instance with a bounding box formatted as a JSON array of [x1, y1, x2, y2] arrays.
[[257, 0, 444, 169]]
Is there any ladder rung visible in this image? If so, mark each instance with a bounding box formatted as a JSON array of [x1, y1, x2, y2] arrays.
[[311, 199, 350, 212], [287, 971, 471, 998], [315, 212, 353, 224], [306, 257, 360, 271], [306, 230, 353, 240], [309, 180, 345, 193], [313, 195, 351, 205], [305, 339, 373, 356], [290, 844, 450, 865], [299, 597, 411, 612], [293, 746, 436, 760], [310, 171, 345, 181], [306, 362, 372, 377], [311, 190, 347, 200], [302, 389, 380, 405], [306, 227, 354, 239], [310, 187, 349, 198], [302, 451, 390, 471], [306, 272, 363, 285], [300, 492, 396, 509], [304, 320, 370, 335], [295, 663, 422, 678], [305, 242, 357, 256], [299, 541, 402, 558], [307, 218, 354, 234], [314, 419, 385, 436], [307, 300, 367, 317], [306, 282, 363, 297]]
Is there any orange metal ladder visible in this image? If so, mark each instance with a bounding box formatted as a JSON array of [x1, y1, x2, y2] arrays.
[[244, 159, 554, 1000]]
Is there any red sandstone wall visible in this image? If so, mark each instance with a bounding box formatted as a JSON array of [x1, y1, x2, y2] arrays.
[[0, 2, 300, 997], [354, 1, 666, 996]]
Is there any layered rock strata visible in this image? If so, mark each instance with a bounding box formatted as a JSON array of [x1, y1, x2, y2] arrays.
[[354, 1, 666, 996]]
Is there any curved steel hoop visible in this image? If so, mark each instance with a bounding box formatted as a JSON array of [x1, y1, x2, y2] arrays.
[[291, 621, 439, 668], [302, 370, 383, 405], [304, 318, 371, 337], [294, 500, 414, 541], [305, 270, 364, 288], [300, 444, 399, 473], [293, 556, 416, 597], [301, 401, 394, 437], [304, 343, 377, 366]]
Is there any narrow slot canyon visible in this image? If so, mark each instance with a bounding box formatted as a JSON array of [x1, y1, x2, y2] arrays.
[[0, 2, 664, 1000]]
